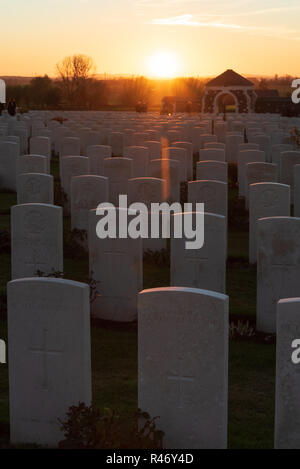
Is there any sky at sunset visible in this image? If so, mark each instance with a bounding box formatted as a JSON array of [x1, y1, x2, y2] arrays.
[[1, 0, 300, 77]]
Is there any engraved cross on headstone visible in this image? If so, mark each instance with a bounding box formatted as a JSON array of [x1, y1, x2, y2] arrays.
[[168, 358, 195, 409], [26, 249, 46, 274], [29, 328, 62, 390]]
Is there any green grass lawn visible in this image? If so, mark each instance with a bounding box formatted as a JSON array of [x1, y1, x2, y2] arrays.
[[0, 183, 276, 449]]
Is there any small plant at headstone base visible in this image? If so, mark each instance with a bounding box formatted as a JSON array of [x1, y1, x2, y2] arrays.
[[36, 269, 65, 279], [58, 403, 164, 449], [88, 272, 100, 305], [229, 320, 256, 340], [291, 126, 300, 147], [143, 249, 170, 267]]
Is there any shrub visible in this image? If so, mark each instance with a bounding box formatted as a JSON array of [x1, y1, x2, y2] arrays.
[[58, 403, 164, 449]]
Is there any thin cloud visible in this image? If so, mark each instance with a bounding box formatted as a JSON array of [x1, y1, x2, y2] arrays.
[[150, 14, 243, 29], [149, 14, 299, 39]]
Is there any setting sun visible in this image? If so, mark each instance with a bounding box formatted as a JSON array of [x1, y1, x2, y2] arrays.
[[147, 51, 181, 78]]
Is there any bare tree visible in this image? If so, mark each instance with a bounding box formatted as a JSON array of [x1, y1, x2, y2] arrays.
[[56, 54, 94, 105]]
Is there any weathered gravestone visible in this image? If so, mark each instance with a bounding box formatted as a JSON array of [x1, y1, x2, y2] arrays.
[[11, 204, 63, 279], [8, 277, 91, 446], [249, 183, 290, 264], [0, 141, 18, 190], [280, 151, 300, 196], [238, 150, 265, 197], [294, 164, 300, 217], [196, 161, 228, 183], [17, 173, 54, 205], [88, 208, 143, 321], [61, 156, 89, 212], [109, 131, 124, 156], [30, 136, 51, 172], [257, 217, 300, 333], [149, 159, 180, 203], [87, 145, 111, 176], [171, 212, 226, 293], [226, 134, 244, 162], [17, 155, 48, 176], [249, 134, 271, 162], [275, 298, 300, 449], [188, 180, 227, 217], [162, 147, 187, 182], [128, 177, 167, 252], [173, 142, 193, 180], [138, 287, 228, 449], [144, 141, 161, 161], [103, 157, 132, 205], [245, 162, 278, 206], [71, 175, 109, 231], [59, 137, 81, 158], [124, 146, 149, 178], [199, 148, 225, 163], [204, 142, 225, 150], [271, 144, 293, 166]]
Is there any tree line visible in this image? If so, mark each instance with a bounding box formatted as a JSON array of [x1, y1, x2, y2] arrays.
[[4, 54, 296, 110]]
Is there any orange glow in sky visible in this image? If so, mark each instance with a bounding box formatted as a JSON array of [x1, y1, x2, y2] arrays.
[[146, 52, 181, 78], [1, 0, 300, 77]]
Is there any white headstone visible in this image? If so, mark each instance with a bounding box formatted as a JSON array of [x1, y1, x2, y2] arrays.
[[17, 155, 48, 176], [162, 147, 187, 182], [245, 162, 278, 205], [257, 217, 300, 333], [226, 134, 244, 162], [124, 146, 149, 177], [199, 148, 225, 162], [188, 180, 227, 217], [103, 157, 132, 205], [173, 142, 193, 180], [88, 208, 143, 321], [61, 156, 89, 210], [109, 132, 124, 156], [280, 151, 300, 196], [30, 136, 51, 172], [17, 173, 54, 205], [11, 204, 63, 279], [275, 298, 300, 449], [196, 161, 228, 183], [0, 141, 18, 190], [87, 145, 111, 176], [8, 277, 91, 446], [249, 183, 290, 264], [149, 159, 180, 202], [238, 150, 265, 197], [138, 286, 228, 449], [171, 212, 226, 293], [71, 175, 109, 230]]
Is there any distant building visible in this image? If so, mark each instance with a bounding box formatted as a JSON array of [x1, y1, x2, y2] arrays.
[[202, 69, 257, 113], [254, 89, 300, 115]]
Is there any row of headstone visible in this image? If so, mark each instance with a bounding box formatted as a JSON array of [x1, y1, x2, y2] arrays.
[[8, 275, 300, 448]]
